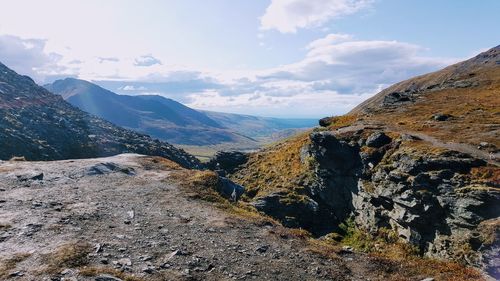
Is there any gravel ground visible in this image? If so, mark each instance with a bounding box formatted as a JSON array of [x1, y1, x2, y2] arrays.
[[0, 154, 439, 281]]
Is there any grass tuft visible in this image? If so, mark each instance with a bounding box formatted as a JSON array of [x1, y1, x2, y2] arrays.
[[42, 241, 92, 274], [0, 253, 31, 279]]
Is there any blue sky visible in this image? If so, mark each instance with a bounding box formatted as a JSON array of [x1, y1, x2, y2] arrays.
[[0, 0, 498, 118]]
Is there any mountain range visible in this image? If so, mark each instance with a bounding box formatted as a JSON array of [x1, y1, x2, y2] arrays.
[[0, 45, 498, 280], [0, 62, 200, 168], [44, 78, 316, 147]]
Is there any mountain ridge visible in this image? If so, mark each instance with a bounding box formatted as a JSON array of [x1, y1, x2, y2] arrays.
[[45, 78, 316, 147], [0, 62, 201, 168]]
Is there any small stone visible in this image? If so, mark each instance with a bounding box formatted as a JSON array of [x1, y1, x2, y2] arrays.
[[341, 246, 353, 253], [127, 210, 135, 219], [95, 243, 103, 253], [61, 268, 73, 275], [95, 275, 124, 281], [420, 278, 434, 281], [431, 113, 452, 121], [116, 258, 132, 266], [255, 245, 269, 253], [100, 258, 109, 264], [8, 271, 24, 277], [160, 263, 171, 269], [142, 267, 154, 274]]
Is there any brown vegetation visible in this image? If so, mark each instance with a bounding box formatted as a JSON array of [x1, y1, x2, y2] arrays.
[[42, 241, 92, 274], [0, 253, 31, 279], [231, 131, 313, 200]]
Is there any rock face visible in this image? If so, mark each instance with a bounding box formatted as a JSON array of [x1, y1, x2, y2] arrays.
[[0, 62, 201, 169], [301, 132, 362, 226], [293, 129, 498, 270]]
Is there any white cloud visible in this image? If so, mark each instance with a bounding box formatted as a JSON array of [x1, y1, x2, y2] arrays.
[[186, 89, 373, 118], [0, 33, 462, 117], [119, 85, 147, 91], [0, 35, 70, 82], [183, 34, 459, 117], [260, 0, 373, 33], [306, 33, 352, 50], [258, 35, 459, 95], [98, 57, 120, 63], [134, 54, 162, 67]]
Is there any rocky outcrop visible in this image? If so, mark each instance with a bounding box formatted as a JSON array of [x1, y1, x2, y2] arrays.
[[318, 131, 497, 268], [245, 128, 499, 273], [207, 151, 249, 176], [300, 131, 362, 225], [0, 62, 201, 169]]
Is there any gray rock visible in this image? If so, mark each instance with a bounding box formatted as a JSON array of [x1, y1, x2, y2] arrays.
[[216, 177, 245, 202], [95, 275, 124, 281], [251, 191, 321, 230], [207, 151, 249, 175], [365, 132, 391, 148], [318, 117, 332, 127], [116, 258, 132, 266], [87, 162, 136, 176], [256, 245, 269, 253], [382, 91, 413, 105], [432, 113, 452, 121], [16, 172, 44, 181]]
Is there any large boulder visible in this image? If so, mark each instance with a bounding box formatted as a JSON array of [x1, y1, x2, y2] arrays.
[[215, 177, 245, 202], [365, 132, 392, 148], [251, 191, 335, 233]]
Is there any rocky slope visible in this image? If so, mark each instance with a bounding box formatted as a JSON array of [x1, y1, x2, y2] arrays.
[[228, 46, 500, 278], [0, 154, 484, 280], [0, 62, 200, 169]]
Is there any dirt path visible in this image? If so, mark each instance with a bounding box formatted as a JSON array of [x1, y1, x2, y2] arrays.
[[335, 124, 499, 166], [1, 154, 430, 281]]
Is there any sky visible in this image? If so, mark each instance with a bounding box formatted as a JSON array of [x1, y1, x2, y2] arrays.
[[0, 0, 499, 118]]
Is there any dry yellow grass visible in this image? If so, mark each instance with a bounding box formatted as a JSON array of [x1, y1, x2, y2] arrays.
[[139, 156, 183, 171], [41, 241, 92, 274], [366, 67, 500, 148], [323, 115, 358, 129], [0, 253, 31, 279], [231, 131, 313, 199]]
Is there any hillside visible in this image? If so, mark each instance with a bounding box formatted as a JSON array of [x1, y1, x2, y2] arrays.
[[45, 78, 255, 146], [0, 62, 200, 169], [228, 46, 500, 278], [0, 154, 484, 280], [350, 45, 500, 151]]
